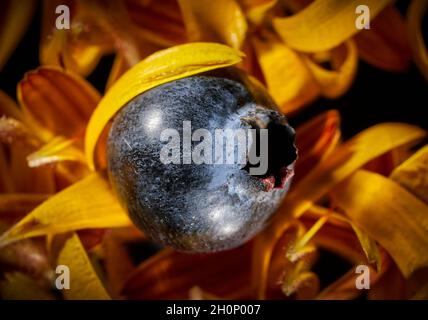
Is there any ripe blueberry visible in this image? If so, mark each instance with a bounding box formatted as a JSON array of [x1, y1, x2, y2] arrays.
[[107, 69, 297, 252]]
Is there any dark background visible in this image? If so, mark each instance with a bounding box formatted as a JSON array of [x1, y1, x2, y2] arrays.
[[0, 1, 427, 292]]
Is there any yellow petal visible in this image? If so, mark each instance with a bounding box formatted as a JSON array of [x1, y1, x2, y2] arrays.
[[253, 123, 426, 296], [27, 136, 85, 168], [351, 224, 381, 272], [178, 0, 247, 49], [0, 0, 36, 70], [58, 233, 110, 300], [18, 67, 100, 140], [390, 145, 428, 204], [330, 170, 428, 277], [273, 0, 392, 52], [0, 172, 130, 247], [407, 0, 428, 82], [251, 32, 319, 113], [85, 42, 244, 169], [239, 0, 277, 26], [303, 40, 358, 98], [280, 123, 426, 222]]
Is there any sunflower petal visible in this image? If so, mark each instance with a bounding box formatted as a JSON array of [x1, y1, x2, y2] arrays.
[[330, 170, 428, 277], [178, 0, 247, 49], [390, 145, 428, 205], [253, 123, 426, 296], [0, 172, 130, 247], [58, 233, 110, 299], [251, 32, 319, 113], [27, 136, 85, 168], [407, 0, 428, 82], [273, 0, 392, 52], [303, 40, 358, 98], [85, 42, 244, 169], [18, 67, 100, 140], [280, 123, 426, 221]]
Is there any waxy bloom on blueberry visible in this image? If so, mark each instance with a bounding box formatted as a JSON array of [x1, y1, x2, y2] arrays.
[[107, 71, 297, 252]]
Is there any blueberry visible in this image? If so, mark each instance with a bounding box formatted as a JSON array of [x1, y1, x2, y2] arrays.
[[107, 69, 297, 252]]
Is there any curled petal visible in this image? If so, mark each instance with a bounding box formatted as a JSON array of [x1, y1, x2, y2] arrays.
[[407, 0, 428, 82], [58, 233, 110, 299], [178, 0, 247, 49], [251, 32, 319, 113], [85, 42, 244, 169], [330, 170, 428, 277], [18, 67, 100, 140], [355, 5, 411, 72], [303, 40, 358, 98], [0, 172, 130, 247], [273, 0, 392, 52]]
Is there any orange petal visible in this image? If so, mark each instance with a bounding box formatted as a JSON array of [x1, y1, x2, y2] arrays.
[[294, 110, 341, 181], [18, 67, 100, 140], [123, 244, 253, 299], [330, 170, 428, 277], [178, 0, 248, 49], [125, 0, 187, 47], [251, 32, 320, 113], [407, 0, 428, 82], [355, 5, 411, 72], [0, 193, 49, 223]]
